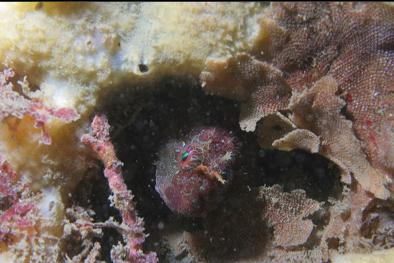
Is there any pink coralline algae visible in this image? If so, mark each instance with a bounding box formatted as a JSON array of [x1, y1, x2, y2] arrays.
[[155, 127, 237, 217], [0, 68, 80, 145], [0, 156, 37, 250], [81, 115, 157, 263]]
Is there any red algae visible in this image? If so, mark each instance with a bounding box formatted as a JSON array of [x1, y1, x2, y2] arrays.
[[81, 115, 157, 263]]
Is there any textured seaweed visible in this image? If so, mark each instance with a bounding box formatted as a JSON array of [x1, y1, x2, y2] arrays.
[[201, 2, 394, 198]]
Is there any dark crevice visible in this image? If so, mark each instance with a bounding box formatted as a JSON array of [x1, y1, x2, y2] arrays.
[[71, 75, 342, 262]]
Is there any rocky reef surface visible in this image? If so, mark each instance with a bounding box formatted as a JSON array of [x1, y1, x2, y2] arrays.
[[0, 2, 393, 263]]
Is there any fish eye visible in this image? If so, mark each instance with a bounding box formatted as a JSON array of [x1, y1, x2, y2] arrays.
[[181, 151, 189, 161]]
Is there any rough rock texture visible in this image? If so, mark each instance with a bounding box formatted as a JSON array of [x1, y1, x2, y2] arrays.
[[332, 248, 394, 263], [0, 2, 393, 263], [0, 2, 266, 112], [201, 2, 394, 199], [0, 3, 267, 261], [198, 2, 394, 262]]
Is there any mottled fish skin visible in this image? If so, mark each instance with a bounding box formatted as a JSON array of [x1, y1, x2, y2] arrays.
[[155, 127, 236, 217]]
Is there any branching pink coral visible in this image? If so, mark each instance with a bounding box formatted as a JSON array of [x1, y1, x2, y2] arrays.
[[81, 115, 157, 263], [0, 68, 79, 145]]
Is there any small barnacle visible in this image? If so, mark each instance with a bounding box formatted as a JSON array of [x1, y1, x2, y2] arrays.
[[155, 127, 237, 217]]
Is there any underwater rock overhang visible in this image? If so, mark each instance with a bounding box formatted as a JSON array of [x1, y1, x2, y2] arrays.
[[0, 2, 393, 263]]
